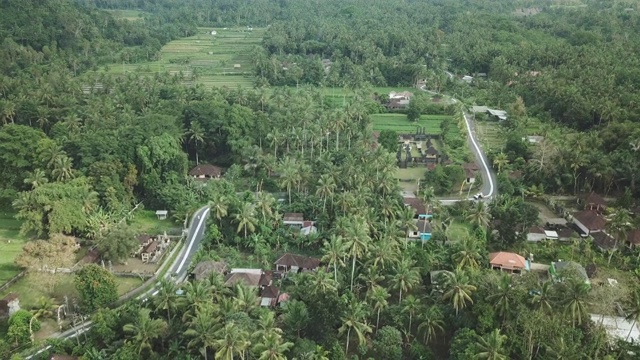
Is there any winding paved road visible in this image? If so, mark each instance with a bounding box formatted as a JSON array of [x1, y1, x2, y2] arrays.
[[419, 84, 498, 204], [26, 206, 211, 359]]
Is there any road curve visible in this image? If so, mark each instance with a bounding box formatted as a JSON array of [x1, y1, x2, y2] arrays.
[[25, 205, 211, 359], [419, 85, 498, 204]]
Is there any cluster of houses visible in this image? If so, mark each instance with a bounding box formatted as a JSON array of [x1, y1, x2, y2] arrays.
[[403, 197, 433, 241], [191, 253, 321, 308], [283, 213, 317, 236], [525, 191, 640, 252], [470, 105, 508, 122], [396, 131, 443, 169], [133, 233, 171, 263], [387, 91, 414, 110]]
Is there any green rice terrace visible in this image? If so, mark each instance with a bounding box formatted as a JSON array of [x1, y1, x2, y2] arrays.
[[371, 113, 457, 135], [98, 27, 264, 88]]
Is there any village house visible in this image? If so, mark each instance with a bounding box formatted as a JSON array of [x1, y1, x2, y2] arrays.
[[627, 229, 640, 248], [463, 163, 480, 183], [592, 232, 617, 251], [283, 213, 317, 235], [191, 260, 229, 281], [524, 135, 544, 144], [582, 191, 607, 213], [403, 197, 428, 218], [260, 285, 284, 307], [572, 210, 606, 236], [0, 293, 20, 318], [188, 164, 224, 180], [489, 252, 528, 274], [223, 269, 264, 287], [470, 106, 508, 121], [155, 210, 168, 220], [408, 219, 432, 241], [526, 226, 547, 242], [386, 91, 413, 110], [133, 234, 153, 257], [274, 253, 321, 274]]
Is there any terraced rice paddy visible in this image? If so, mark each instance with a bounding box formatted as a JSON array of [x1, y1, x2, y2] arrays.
[[97, 27, 264, 88]]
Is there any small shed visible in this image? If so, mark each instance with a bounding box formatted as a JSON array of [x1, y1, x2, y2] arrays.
[[155, 210, 168, 220], [233, 64, 241, 69], [211, 30, 217, 35]]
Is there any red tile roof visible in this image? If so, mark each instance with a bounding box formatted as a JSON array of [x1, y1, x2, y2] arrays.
[[489, 252, 527, 269], [189, 164, 223, 177]]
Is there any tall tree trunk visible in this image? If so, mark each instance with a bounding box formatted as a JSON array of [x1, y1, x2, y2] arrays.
[[350, 255, 356, 291], [334, 262, 338, 283], [345, 327, 351, 354], [288, 186, 292, 206], [399, 288, 403, 304], [376, 308, 381, 331]]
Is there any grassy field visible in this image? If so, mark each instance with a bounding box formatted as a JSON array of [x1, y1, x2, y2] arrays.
[[475, 117, 545, 152], [129, 210, 177, 235], [96, 27, 263, 88], [0, 212, 28, 284], [371, 113, 455, 134]]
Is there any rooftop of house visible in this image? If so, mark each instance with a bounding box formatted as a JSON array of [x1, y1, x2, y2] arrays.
[[144, 240, 158, 254], [259, 271, 273, 287], [283, 213, 304, 222], [192, 260, 229, 281], [628, 229, 640, 245], [261, 285, 279, 298], [425, 146, 439, 155], [546, 218, 568, 226], [415, 219, 432, 233], [188, 164, 223, 177], [557, 227, 576, 239], [224, 272, 262, 287], [403, 197, 426, 215], [592, 232, 616, 250], [528, 226, 546, 234], [471, 105, 489, 113], [584, 191, 607, 207], [274, 253, 321, 269], [464, 168, 476, 178], [573, 210, 607, 231], [155, 210, 168, 215], [389, 91, 414, 99], [489, 252, 527, 269], [463, 162, 480, 171], [137, 234, 152, 245]]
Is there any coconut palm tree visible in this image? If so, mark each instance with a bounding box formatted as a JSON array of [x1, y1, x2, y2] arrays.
[[473, 329, 508, 360], [401, 295, 422, 332], [558, 279, 591, 328], [343, 216, 371, 291], [282, 300, 310, 338], [182, 280, 213, 321], [442, 270, 477, 315], [310, 270, 338, 294], [487, 275, 515, 322], [233, 283, 259, 314], [185, 121, 205, 165], [417, 305, 445, 345], [184, 305, 219, 360], [493, 152, 509, 173], [122, 308, 168, 355], [30, 297, 57, 320], [623, 288, 640, 341], [605, 208, 633, 265], [234, 202, 258, 238], [213, 322, 250, 360], [389, 257, 421, 303], [530, 281, 554, 313], [368, 286, 390, 331], [253, 312, 283, 342], [452, 236, 483, 271], [467, 201, 491, 228], [338, 299, 372, 354], [211, 195, 229, 227], [255, 191, 275, 223], [368, 235, 401, 270], [23, 169, 48, 189], [321, 235, 346, 283], [154, 278, 181, 322], [51, 155, 75, 182], [252, 332, 293, 360], [278, 157, 300, 205], [316, 174, 336, 212]]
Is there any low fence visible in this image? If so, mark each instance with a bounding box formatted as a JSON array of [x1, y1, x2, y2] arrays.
[[0, 270, 27, 292]]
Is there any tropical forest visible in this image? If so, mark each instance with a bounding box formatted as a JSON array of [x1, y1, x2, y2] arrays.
[[1, 0, 640, 359]]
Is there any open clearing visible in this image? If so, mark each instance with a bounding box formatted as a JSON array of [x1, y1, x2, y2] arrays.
[[129, 209, 178, 235], [96, 27, 263, 88], [0, 212, 27, 284], [475, 118, 545, 151], [372, 114, 456, 134]]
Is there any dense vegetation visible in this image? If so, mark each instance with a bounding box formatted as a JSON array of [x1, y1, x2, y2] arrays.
[[1, 0, 640, 359]]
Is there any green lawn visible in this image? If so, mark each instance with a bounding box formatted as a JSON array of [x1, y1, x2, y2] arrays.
[[371, 113, 455, 134], [129, 210, 176, 235], [94, 27, 263, 88], [318, 86, 451, 108], [396, 167, 427, 181], [0, 212, 28, 284], [475, 117, 547, 151]]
